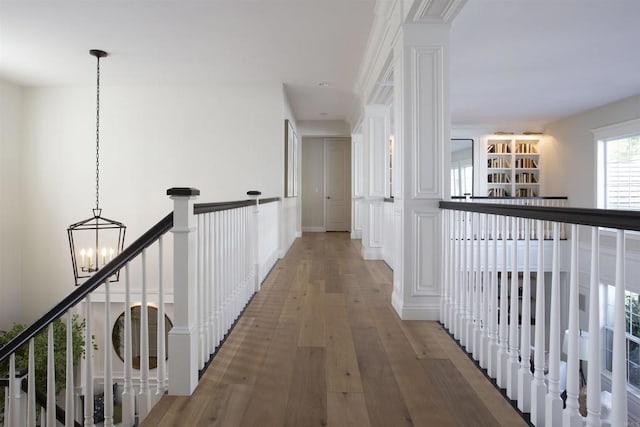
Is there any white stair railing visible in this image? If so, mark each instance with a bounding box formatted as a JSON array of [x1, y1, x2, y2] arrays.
[[439, 199, 640, 427], [0, 188, 282, 427]]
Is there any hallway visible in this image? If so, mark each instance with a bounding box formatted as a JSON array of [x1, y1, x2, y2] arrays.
[[143, 233, 526, 426]]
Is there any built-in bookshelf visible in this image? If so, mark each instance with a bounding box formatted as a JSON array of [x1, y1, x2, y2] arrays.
[[485, 137, 540, 197]]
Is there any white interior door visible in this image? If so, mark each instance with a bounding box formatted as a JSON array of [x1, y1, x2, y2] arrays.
[[325, 139, 350, 231]]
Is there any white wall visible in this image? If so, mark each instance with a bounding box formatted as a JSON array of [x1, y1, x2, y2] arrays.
[[544, 94, 640, 208], [301, 137, 325, 230], [19, 83, 286, 321], [0, 79, 24, 328]]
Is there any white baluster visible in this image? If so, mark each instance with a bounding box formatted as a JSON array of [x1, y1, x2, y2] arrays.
[[139, 250, 151, 417], [546, 222, 563, 426], [518, 219, 532, 413], [27, 338, 35, 427], [469, 212, 476, 354], [480, 213, 490, 369], [208, 213, 216, 355], [611, 229, 627, 427], [122, 265, 135, 426], [197, 215, 205, 369], [453, 210, 461, 339], [7, 353, 15, 427], [46, 323, 56, 426], [204, 214, 212, 358], [252, 197, 261, 292], [446, 210, 454, 330], [461, 211, 469, 347], [65, 312, 75, 427], [449, 209, 457, 333], [84, 294, 94, 427], [586, 227, 602, 427], [157, 236, 167, 396], [103, 281, 113, 427], [473, 213, 481, 360], [488, 215, 499, 379], [531, 220, 546, 426], [214, 211, 222, 347], [442, 209, 449, 326], [565, 224, 582, 426], [507, 216, 519, 399], [497, 216, 509, 388]]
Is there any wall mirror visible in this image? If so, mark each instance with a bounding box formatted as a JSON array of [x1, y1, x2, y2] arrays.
[[112, 305, 173, 370], [451, 138, 474, 197]]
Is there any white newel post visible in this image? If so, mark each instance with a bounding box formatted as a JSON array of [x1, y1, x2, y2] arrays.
[[247, 190, 261, 291], [167, 187, 200, 396]]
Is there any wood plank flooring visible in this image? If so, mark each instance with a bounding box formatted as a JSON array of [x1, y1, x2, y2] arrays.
[[143, 232, 526, 427]]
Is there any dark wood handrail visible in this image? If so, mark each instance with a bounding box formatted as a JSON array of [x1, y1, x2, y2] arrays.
[[0, 212, 174, 364], [450, 195, 568, 200], [0, 195, 280, 364], [439, 201, 640, 232], [194, 197, 280, 215]]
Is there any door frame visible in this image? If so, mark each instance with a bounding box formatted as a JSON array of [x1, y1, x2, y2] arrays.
[[323, 138, 351, 232]]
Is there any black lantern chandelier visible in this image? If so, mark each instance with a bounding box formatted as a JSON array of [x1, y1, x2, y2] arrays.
[[68, 49, 126, 286]]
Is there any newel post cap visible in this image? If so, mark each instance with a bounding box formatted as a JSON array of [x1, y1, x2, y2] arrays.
[[247, 190, 261, 200], [167, 187, 201, 197]]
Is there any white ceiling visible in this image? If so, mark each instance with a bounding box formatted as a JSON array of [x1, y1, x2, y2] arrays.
[[1, 1, 639, 128], [0, 0, 375, 121], [451, 0, 640, 129]]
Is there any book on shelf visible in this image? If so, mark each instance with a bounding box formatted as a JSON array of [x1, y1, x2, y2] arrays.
[[487, 143, 511, 154], [516, 143, 538, 154], [488, 188, 510, 197], [515, 158, 538, 168]]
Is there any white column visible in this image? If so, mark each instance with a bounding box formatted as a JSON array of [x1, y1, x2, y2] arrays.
[[391, 21, 450, 321], [167, 187, 200, 396], [361, 104, 389, 260]]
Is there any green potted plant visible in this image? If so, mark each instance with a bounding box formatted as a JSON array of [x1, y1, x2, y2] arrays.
[[0, 315, 89, 422]]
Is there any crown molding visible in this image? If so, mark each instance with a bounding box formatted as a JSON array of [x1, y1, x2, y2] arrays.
[[412, 0, 467, 24]]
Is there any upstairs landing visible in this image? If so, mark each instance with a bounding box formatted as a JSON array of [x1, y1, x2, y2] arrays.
[[143, 232, 525, 426]]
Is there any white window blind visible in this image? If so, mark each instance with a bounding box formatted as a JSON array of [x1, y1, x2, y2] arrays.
[[604, 135, 640, 210]]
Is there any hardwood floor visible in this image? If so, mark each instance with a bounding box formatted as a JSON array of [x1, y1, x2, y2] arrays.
[[143, 232, 526, 427]]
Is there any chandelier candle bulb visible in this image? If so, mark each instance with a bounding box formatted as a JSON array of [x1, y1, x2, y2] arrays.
[[88, 248, 94, 269], [101, 248, 107, 266], [80, 249, 86, 268], [109, 248, 114, 261]]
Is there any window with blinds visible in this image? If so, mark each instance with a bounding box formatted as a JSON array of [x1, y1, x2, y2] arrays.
[[602, 135, 640, 210]]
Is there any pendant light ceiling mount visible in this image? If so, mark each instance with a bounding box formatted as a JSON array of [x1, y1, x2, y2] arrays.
[[89, 49, 108, 59]]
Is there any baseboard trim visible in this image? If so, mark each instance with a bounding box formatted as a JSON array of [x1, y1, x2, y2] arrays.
[[391, 296, 441, 320], [361, 246, 383, 260], [351, 230, 362, 239], [302, 226, 326, 232]]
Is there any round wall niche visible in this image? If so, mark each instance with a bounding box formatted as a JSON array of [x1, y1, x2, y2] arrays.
[[112, 305, 173, 370]]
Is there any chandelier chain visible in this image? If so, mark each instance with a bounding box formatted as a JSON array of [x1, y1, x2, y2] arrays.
[[95, 54, 100, 211]]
